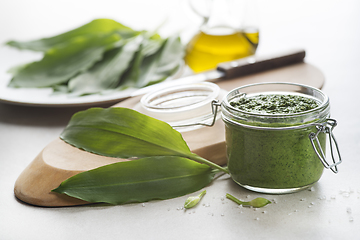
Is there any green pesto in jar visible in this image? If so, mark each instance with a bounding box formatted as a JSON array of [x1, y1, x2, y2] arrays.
[[230, 94, 319, 114], [225, 94, 325, 190], [225, 123, 325, 189]]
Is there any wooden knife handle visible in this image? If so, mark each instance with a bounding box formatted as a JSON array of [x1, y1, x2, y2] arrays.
[[217, 49, 306, 79]]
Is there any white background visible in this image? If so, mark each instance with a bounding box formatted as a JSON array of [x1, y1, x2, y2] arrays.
[[0, 1, 360, 239]]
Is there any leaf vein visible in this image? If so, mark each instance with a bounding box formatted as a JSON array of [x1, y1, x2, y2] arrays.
[[62, 171, 211, 191]]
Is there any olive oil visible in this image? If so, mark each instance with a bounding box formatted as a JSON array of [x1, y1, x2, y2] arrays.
[[185, 29, 259, 73]]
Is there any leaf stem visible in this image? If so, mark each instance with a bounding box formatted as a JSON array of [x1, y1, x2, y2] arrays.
[[198, 190, 206, 199], [188, 154, 229, 174], [226, 193, 247, 205]]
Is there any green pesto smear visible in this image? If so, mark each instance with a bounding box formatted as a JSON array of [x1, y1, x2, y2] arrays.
[[230, 94, 319, 114]]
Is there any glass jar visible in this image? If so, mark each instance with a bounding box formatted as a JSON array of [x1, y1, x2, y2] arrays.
[[221, 82, 342, 194]]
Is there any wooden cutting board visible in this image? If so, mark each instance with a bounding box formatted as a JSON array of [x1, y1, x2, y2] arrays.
[[14, 62, 325, 207]]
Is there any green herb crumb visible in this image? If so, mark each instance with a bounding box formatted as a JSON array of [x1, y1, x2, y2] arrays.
[[230, 94, 319, 114]]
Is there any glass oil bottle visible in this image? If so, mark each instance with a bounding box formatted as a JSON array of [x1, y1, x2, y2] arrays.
[[185, 0, 259, 73]]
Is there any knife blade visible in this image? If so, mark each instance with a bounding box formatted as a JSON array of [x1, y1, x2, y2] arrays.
[[131, 49, 306, 97]]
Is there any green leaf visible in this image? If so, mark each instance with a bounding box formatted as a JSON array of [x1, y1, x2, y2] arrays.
[[5, 19, 184, 96], [141, 34, 164, 57], [8, 33, 121, 88], [117, 44, 145, 89], [52, 156, 215, 204], [155, 35, 184, 75], [60, 107, 228, 173], [134, 35, 183, 88], [118, 35, 164, 88], [68, 36, 142, 96], [6, 18, 135, 52], [60, 107, 192, 159], [226, 194, 271, 208]]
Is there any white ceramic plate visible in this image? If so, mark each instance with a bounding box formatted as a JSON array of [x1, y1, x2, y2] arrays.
[[0, 46, 184, 107]]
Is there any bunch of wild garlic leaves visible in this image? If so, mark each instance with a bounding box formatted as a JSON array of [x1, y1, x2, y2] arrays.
[[53, 107, 272, 208], [6, 19, 183, 96]]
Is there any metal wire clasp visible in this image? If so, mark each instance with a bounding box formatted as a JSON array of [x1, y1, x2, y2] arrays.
[[205, 100, 221, 127], [309, 118, 342, 173], [172, 100, 221, 128]]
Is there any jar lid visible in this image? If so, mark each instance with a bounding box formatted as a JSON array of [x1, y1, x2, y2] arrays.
[[134, 82, 226, 132]]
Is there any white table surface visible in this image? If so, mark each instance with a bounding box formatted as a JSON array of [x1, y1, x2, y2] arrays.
[[1, 0, 360, 239]]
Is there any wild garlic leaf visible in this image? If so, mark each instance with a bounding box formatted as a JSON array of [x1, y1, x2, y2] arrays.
[[117, 44, 145, 89], [52, 156, 215, 205], [5, 19, 184, 96], [60, 107, 229, 174], [68, 36, 142, 96], [8, 33, 121, 88], [60, 107, 192, 159], [118, 35, 164, 88], [154, 35, 183, 75], [134, 35, 183, 88], [226, 193, 271, 208], [141, 34, 164, 57], [6, 18, 135, 52]]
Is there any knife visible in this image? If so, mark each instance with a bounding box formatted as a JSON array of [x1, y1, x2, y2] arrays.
[[131, 49, 306, 97]]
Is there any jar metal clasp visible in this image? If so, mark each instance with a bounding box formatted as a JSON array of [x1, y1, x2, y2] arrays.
[[172, 100, 221, 128], [309, 119, 342, 173]]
